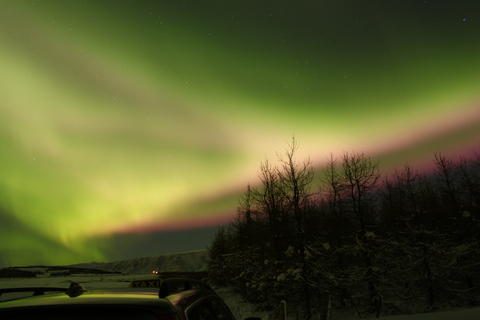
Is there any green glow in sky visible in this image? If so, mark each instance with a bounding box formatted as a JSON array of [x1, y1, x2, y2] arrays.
[[1, 1, 479, 266]]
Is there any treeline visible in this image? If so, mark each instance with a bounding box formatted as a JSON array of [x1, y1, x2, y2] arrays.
[[207, 138, 480, 319]]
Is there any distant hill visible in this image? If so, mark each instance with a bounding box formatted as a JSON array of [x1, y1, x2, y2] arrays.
[[67, 250, 208, 275]]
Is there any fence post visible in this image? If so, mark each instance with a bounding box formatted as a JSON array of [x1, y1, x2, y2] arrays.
[[281, 300, 287, 320], [270, 300, 287, 320], [320, 292, 331, 320]]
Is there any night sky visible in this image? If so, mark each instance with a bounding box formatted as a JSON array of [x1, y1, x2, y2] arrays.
[[1, 1, 479, 267]]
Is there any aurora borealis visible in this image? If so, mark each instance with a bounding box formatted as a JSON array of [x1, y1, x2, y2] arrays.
[[1, 1, 479, 267]]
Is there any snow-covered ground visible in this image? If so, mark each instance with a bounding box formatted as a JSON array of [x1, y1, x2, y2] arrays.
[[377, 307, 480, 320], [1, 250, 479, 319]]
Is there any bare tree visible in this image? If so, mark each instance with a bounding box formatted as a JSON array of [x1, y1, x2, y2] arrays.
[[254, 156, 286, 259], [340, 152, 382, 316], [341, 151, 381, 234], [277, 137, 315, 254], [456, 155, 480, 217], [276, 137, 315, 319], [433, 152, 460, 222]]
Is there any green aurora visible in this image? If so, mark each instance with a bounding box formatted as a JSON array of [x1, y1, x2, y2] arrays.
[[1, 1, 479, 266]]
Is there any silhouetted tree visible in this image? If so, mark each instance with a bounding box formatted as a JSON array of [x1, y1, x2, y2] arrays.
[[276, 137, 316, 318], [253, 156, 287, 260], [207, 226, 230, 287]]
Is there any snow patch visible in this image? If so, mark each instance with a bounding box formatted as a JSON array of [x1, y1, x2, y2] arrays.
[[277, 273, 287, 282]]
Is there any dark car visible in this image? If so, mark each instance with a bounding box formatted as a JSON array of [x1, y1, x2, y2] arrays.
[[0, 278, 252, 320]]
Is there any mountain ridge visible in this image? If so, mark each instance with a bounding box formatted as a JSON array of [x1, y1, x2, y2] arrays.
[[67, 250, 208, 274]]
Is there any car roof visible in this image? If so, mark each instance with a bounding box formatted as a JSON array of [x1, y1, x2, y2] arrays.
[[0, 278, 221, 318], [0, 290, 176, 311]]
